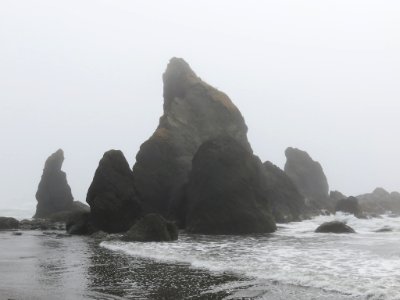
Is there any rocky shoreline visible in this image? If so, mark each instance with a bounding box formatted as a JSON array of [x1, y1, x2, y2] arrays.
[[1, 57, 399, 299]]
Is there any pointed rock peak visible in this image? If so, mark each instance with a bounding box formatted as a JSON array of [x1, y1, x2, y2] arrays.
[[44, 149, 64, 172], [164, 57, 197, 81], [285, 147, 313, 161], [163, 57, 199, 104], [101, 149, 132, 176], [86, 149, 140, 233]]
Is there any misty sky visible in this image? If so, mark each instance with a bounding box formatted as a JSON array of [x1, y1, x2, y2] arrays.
[[1, 0, 399, 213]]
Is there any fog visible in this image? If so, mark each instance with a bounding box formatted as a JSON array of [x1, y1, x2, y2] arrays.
[[0, 0, 399, 213]]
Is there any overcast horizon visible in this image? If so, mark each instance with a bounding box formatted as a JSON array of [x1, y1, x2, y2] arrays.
[[1, 0, 399, 213]]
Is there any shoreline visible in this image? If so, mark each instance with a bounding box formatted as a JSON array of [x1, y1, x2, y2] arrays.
[[0, 229, 361, 300]]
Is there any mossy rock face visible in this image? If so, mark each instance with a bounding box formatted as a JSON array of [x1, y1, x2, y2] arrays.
[[315, 221, 355, 233], [0, 217, 19, 230], [122, 214, 178, 242], [132, 58, 251, 220], [185, 136, 276, 235]]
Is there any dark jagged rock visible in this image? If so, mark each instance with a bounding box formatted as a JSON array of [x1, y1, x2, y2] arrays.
[[262, 161, 307, 222], [87, 150, 142, 233], [185, 136, 276, 235], [357, 188, 400, 215], [315, 221, 355, 233], [0, 217, 19, 230], [335, 196, 361, 216], [34, 149, 74, 218], [132, 58, 251, 218], [122, 214, 178, 242], [66, 212, 97, 235], [284, 147, 331, 211]]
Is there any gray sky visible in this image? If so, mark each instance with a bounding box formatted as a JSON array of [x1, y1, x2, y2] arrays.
[[1, 0, 399, 214]]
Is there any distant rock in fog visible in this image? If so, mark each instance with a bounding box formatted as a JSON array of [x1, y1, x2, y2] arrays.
[[132, 58, 251, 219], [335, 196, 361, 217], [357, 187, 400, 215], [262, 161, 307, 222], [34, 149, 75, 218], [284, 147, 331, 211], [185, 136, 276, 234], [87, 150, 142, 233]]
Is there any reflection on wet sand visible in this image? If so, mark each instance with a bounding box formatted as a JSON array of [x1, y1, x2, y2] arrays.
[[0, 231, 240, 300]]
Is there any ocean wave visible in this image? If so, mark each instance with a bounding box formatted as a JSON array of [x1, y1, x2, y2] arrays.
[[101, 214, 400, 299]]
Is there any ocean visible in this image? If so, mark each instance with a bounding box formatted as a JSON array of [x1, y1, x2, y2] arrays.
[[1, 212, 400, 299]]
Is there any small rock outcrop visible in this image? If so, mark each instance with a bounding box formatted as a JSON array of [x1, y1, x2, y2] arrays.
[[262, 161, 307, 222], [0, 217, 19, 230], [19, 219, 64, 231], [185, 136, 276, 235], [48, 201, 90, 222], [357, 188, 400, 215], [87, 150, 142, 233], [66, 212, 97, 235], [315, 221, 355, 233], [335, 196, 361, 216], [132, 58, 251, 219], [284, 147, 330, 211], [122, 214, 178, 242], [375, 226, 393, 233], [34, 149, 74, 218]]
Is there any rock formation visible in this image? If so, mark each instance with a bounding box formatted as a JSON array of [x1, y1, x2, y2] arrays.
[[66, 212, 97, 235], [335, 196, 361, 216], [315, 221, 355, 233], [357, 188, 400, 215], [132, 58, 251, 218], [34, 149, 74, 218], [0, 217, 19, 230], [330, 190, 346, 202], [185, 136, 276, 234], [284, 147, 331, 211], [375, 226, 393, 233], [87, 150, 141, 233], [122, 214, 178, 242], [262, 161, 307, 222]]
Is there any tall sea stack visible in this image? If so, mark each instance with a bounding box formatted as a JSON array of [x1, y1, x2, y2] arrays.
[[87, 150, 141, 233], [34, 149, 74, 218], [132, 58, 251, 218]]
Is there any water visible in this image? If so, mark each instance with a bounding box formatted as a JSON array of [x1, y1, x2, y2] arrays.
[[1, 213, 400, 299], [0, 206, 35, 220], [102, 213, 400, 299]]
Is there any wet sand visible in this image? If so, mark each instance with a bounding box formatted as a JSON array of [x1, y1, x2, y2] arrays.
[[0, 230, 242, 300], [0, 230, 358, 300]]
